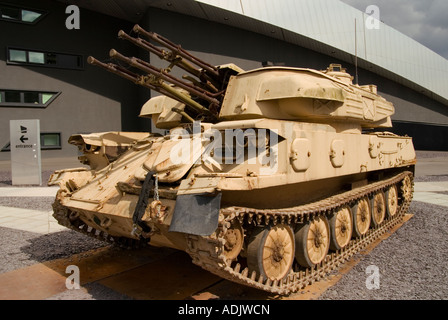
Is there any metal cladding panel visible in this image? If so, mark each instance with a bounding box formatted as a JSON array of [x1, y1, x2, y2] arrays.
[[58, 0, 448, 104], [197, 0, 244, 14], [196, 0, 448, 104], [196, 1, 284, 40], [150, 0, 209, 19]]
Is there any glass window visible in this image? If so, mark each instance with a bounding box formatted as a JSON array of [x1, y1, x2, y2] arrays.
[[9, 49, 27, 62], [41, 93, 54, 104], [21, 10, 41, 23], [24, 92, 40, 104], [0, 89, 60, 107], [1, 6, 20, 20], [5, 91, 21, 103], [0, 4, 46, 24], [2, 133, 62, 152], [28, 51, 45, 64], [7, 48, 83, 70], [1, 142, 11, 152], [42, 133, 61, 147], [46, 53, 57, 65]]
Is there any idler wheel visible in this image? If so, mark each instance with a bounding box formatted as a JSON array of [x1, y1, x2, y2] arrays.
[[401, 176, 413, 203], [352, 197, 371, 237], [371, 191, 386, 227], [247, 224, 295, 281], [295, 216, 330, 268], [386, 184, 398, 217], [223, 220, 244, 261], [329, 206, 353, 251], [68, 210, 80, 222]]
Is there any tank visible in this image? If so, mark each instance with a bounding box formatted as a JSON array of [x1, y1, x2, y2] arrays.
[[49, 25, 416, 295]]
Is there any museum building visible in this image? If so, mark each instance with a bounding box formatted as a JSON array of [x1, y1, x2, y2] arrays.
[[1, 0, 448, 162]]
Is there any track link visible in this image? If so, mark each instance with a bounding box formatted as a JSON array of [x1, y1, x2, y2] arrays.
[[52, 171, 413, 295], [52, 196, 147, 249], [185, 171, 414, 295]]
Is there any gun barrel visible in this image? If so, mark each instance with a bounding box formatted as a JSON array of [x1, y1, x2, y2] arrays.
[[107, 49, 216, 119], [132, 24, 220, 79], [158, 82, 216, 118], [87, 56, 189, 107], [118, 30, 204, 80], [109, 49, 220, 107], [87, 56, 141, 85], [88, 26, 240, 123], [171, 107, 194, 123], [118, 30, 164, 59]]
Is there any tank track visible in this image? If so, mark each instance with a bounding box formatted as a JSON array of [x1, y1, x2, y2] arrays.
[[52, 196, 148, 249], [52, 171, 413, 295], [185, 171, 414, 295]]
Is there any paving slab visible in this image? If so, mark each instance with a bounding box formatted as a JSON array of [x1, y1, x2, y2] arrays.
[[0, 187, 58, 197], [0, 205, 66, 234]]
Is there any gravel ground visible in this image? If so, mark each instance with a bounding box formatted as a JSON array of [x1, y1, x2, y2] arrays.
[[318, 200, 448, 300], [0, 170, 54, 187], [415, 175, 448, 182], [0, 196, 54, 212], [415, 150, 448, 159], [0, 170, 131, 299], [0, 226, 107, 274], [0, 170, 55, 211], [0, 224, 133, 300], [1, 159, 447, 300], [2, 198, 445, 300]]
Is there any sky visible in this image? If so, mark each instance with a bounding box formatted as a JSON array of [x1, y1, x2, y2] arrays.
[[339, 0, 448, 60]]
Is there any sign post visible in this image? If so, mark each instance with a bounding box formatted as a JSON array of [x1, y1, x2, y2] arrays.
[[10, 119, 42, 185]]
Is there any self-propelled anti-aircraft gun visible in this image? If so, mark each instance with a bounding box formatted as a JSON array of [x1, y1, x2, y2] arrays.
[[49, 25, 415, 294]]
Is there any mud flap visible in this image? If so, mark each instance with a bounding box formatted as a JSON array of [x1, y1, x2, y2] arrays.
[[169, 193, 222, 236]]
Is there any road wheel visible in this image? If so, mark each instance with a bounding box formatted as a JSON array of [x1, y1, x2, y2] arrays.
[[371, 191, 386, 227], [222, 220, 244, 261], [401, 175, 413, 203], [386, 184, 398, 217], [247, 224, 295, 281], [295, 216, 330, 268], [352, 197, 371, 237], [329, 206, 353, 251]]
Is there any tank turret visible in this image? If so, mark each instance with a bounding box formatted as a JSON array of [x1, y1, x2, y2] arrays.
[[218, 63, 394, 131]]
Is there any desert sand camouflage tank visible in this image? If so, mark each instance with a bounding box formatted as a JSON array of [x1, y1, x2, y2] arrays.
[[49, 25, 416, 294]]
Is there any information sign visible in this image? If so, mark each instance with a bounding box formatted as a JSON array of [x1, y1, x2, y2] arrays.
[[10, 119, 42, 185]]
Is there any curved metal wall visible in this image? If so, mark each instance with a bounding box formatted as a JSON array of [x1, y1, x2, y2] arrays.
[[196, 0, 448, 106]]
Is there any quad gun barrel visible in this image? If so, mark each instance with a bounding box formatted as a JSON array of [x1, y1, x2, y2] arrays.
[[88, 24, 239, 123], [88, 25, 395, 131]]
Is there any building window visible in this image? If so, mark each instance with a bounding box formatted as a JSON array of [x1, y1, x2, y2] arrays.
[[0, 3, 47, 24], [41, 133, 62, 149], [9, 49, 28, 63], [1, 142, 10, 152], [0, 89, 60, 108], [7, 47, 84, 70], [1, 133, 62, 152]]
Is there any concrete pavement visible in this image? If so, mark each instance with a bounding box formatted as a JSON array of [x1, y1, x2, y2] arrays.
[[0, 187, 58, 197], [0, 181, 447, 235], [0, 205, 66, 234], [0, 153, 447, 235], [413, 181, 448, 207], [0, 186, 65, 234]]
